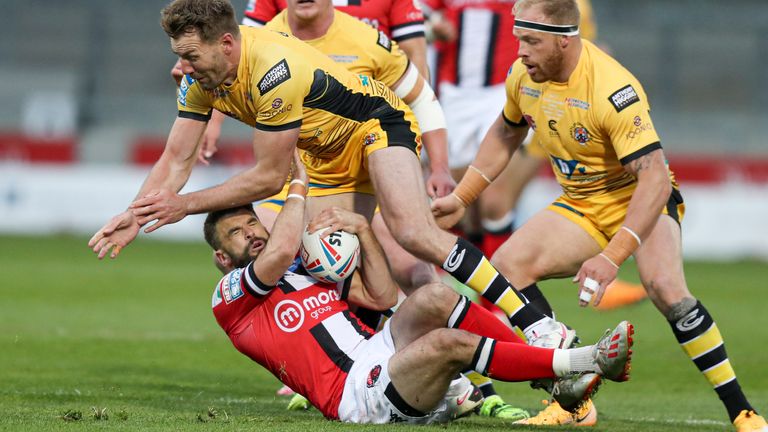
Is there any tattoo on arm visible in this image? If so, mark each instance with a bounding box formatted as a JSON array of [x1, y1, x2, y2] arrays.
[[628, 153, 653, 176]]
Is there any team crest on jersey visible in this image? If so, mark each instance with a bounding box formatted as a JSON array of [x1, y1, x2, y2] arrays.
[[367, 365, 382, 388], [258, 59, 291, 95], [363, 132, 380, 146], [609, 84, 640, 112], [376, 31, 392, 51], [570, 122, 590, 145]]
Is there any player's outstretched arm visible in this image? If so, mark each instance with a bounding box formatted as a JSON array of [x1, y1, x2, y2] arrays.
[[431, 114, 528, 228], [89, 117, 207, 258], [574, 149, 671, 306], [307, 208, 399, 311], [392, 63, 454, 198], [250, 151, 309, 286]]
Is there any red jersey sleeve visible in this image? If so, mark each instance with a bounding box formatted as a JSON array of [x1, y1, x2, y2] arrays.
[[389, 0, 426, 42]]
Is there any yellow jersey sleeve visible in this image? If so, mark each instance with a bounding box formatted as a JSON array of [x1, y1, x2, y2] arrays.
[[598, 79, 661, 164], [247, 40, 309, 131], [177, 74, 213, 121], [502, 60, 528, 127]]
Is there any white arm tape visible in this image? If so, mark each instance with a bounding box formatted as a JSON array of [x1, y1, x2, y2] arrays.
[[394, 65, 446, 133]]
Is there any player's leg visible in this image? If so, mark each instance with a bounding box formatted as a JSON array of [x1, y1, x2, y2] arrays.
[[387, 321, 633, 414], [635, 214, 764, 427], [389, 282, 524, 350], [479, 147, 539, 257], [491, 207, 602, 327], [370, 212, 439, 295], [368, 146, 556, 339]]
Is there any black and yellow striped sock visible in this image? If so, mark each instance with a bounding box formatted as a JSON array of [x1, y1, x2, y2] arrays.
[[669, 300, 753, 422], [442, 237, 547, 332]]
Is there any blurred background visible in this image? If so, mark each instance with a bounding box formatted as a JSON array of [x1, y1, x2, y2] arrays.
[[0, 0, 766, 259]]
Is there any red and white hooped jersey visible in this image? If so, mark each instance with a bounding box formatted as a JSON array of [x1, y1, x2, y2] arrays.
[[427, 0, 518, 87], [242, 0, 426, 42], [212, 258, 374, 420]]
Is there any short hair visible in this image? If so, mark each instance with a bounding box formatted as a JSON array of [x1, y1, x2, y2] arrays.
[[203, 204, 257, 250], [160, 0, 240, 43], [514, 0, 580, 27]]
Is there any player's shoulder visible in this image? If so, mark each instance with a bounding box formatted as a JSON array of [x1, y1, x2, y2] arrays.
[[212, 268, 247, 308], [584, 41, 647, 109]]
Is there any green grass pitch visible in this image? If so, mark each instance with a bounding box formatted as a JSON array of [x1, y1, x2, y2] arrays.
[[0, 234, 766, 431]]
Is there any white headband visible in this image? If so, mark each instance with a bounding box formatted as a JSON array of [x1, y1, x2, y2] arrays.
[[514, 19, 579, 36]]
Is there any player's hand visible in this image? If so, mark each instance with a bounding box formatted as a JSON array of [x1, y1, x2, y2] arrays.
[[197, 124, 221, 166], [430, 194, 466, 230], [88, 210, 141, 259], [307, 206, 369, 238], [129, 189, 188, 233], [289, 150, 309, 186], [573, 254, 619, 307], [425, 167, 456, 199], [170, 58, 183, 86]]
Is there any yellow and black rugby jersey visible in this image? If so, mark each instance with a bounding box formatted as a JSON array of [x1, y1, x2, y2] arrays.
[[503, 40, 674, 199], [265, 10, 409, 88], [177, 26, 414, 159]]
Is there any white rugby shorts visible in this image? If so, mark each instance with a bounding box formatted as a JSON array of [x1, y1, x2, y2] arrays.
[[337, 320, 468, 424]]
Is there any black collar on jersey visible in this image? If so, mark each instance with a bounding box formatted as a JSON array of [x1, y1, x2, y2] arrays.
[[514, 19, 579, 36]]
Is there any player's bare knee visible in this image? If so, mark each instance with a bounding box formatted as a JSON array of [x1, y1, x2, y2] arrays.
[[423, 328, 474, 367], [410, 282, 456, 319]]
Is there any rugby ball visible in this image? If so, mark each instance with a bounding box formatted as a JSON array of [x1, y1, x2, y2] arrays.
[[300, 228, 360, 283]]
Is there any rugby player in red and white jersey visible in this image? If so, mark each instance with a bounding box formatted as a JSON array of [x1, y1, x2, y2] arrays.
[[205, 152, 635, 424]]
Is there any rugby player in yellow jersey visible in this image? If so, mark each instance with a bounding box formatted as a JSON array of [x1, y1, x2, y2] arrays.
[[260, 0, 526, 420], [89, 0, 575, 356], [432, 0, 767, 429], [261, 3, 452, 295]]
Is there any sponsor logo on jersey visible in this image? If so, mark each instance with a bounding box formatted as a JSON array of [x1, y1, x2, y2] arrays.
[[548, 119, 559, 137], [676, 309, 704, 332], [520, 86, 541, 99], [366, 364, 382, 388], [329, 54, 359, 64], [222, 269, 245, 304], [273, 289, 342, 332], [377, 31, 392, 51], [212, 88, 230, 99], [258, 101, 293, 120], [626, 116, 654, 139], [609, 84, 640, 112], [566, 97, 589, 110], [258, 59, 291, 95], [443, 245, 466, 272], [570, 122, 590, 145], [178, 75, 195, 106]]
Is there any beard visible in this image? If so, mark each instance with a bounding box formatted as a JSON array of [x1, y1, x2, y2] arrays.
[[226, 244, 256, 269]]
